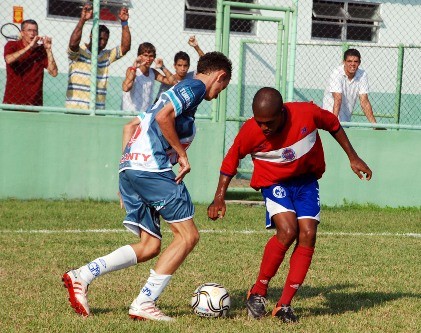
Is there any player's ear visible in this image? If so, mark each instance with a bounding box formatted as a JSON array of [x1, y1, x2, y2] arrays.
[[216, 70, 228, 83]]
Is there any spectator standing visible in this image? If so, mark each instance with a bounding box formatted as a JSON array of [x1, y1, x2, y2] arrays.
[[3, 19, 58, 108], [155, 36, 205, 101], [65, 4, 131, 110], [323, 49, 377, 124], [121, 42, 175, 113]]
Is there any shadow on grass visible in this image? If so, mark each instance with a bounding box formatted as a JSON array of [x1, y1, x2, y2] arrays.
[[228, 283, 420, 317]]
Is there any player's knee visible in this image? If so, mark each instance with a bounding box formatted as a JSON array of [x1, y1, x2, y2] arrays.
[[186, 229, 200, 250], [276, 227, 298, 245], [299, 228, 317, 245]]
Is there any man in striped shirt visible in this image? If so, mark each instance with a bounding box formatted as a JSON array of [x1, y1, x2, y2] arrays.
[[65, 4, 131, 110]]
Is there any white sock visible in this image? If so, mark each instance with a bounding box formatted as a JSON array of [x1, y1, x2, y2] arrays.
[[79, 245, 137, 285], [136, 269, 172, 303]]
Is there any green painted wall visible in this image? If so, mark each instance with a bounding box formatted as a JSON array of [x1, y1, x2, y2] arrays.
[[0, 112, 224, 203], [318, 129, 421, 207], [0, 112, 419, 207]]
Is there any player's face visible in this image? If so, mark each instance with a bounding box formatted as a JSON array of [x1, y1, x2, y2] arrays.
[[91, 32, 109, 51], [254, 111, 285, 137], [343, 56, 361, 78], [139, 52, 156, 68], [98, 32, 109, 51], [174, 59, 190, 78], [21, 23, 38, 45], [205, 76, 230, 101]]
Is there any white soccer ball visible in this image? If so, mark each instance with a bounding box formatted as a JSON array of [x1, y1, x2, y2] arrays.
[[191, 282, 231, 318]]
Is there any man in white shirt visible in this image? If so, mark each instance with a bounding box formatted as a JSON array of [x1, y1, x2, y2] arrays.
[[323, 49, 377, 124]]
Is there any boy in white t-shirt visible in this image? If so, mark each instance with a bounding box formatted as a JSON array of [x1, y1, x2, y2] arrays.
[[121, 42, 175, 112]]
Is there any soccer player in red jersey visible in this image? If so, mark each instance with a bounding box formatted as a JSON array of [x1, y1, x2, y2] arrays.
[[207, 87, 372, 323]]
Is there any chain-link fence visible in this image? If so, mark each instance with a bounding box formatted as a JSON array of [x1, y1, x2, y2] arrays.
[[1, 0, 420, 188]]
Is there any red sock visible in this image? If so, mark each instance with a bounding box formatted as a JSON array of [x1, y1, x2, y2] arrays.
[[250, 236, 289, 296], [278, 245, 314, 306]]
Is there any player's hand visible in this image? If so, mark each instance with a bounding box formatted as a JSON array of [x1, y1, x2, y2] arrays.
[[117, 191, 124, 209], [134, 56, 147, 68], [350, 156, 372, 180], [154, 58, 164, 68], [119, 7, 129, 23], [207, 198, 226, 220], [29, 36, 42, 49], [175, 155, 191, 184], [188, 35, 198, 47], [80, 4, 93, 21], [42, 36, 52, 50]]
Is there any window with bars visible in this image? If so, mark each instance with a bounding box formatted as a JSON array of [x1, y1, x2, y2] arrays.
[[184, 0, 256, 34], [312, 0, 382, 42], [48, 0, 132, 22]]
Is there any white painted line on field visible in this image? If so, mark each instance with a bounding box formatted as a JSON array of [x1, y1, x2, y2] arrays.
[[0, 229, 420, 238]]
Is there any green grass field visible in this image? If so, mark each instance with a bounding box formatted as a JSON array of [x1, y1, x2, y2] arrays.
[[0, 200, 420, 333]]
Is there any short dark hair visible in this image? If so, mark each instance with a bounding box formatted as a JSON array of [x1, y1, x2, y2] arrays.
[[252, 87, 284, 116], [344, 48, 361, 61], [90, 25, 110, 36], [174, 51, 190, 65], [197, 52, 232, 79], [21, 19, 38, 31], [137, 42, 156, 57]]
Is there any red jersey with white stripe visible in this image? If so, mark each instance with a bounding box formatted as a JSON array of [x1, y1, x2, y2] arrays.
[[220, 102, 341, 189]]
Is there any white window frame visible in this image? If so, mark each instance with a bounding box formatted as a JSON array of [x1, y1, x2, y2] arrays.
[[47, 0, 132, 22], [184, 0, 257, 34], [311, 0, 382, 42]]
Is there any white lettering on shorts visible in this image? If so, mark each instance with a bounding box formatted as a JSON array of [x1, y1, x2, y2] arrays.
[[273, 186, 286, 199]]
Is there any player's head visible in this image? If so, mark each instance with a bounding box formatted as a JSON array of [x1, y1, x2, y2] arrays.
[[343, 48, 361, 78], [252, 87, 286, 137], [137, 42, 156, 68], [89, 25, 110, 51], [173, 51, 190, 79], [344, 48, 361, 61], [197, 52, 232, 101], [20, 20, 38, 45]]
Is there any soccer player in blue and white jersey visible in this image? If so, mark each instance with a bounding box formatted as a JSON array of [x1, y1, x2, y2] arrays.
[[63, 52, 232, 321]]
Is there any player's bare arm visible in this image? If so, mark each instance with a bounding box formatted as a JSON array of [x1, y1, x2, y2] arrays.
[[155, 104, 190, 183], [43, 37, 58, 77], [332, 92, 342, 118], [69, 4, 92, 52], [331, 127, 372, 180], [208, 174, 233, 220], [188, 35, 205, 57], [153, 59, 176, 85], [119, 7, 131, 55], [359, 94, 377, 124], [4, 36, 41, 64], [122, 117, 140, 152]]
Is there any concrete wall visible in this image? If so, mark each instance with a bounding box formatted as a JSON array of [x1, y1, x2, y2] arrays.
[[0, 111, 224, 203], [0, 111, 420, 207]]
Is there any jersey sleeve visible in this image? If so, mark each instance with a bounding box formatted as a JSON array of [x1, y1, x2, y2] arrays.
[[67, 47, 80, 61], [312, 103, 341, 132], [107, 45, 123, 64], [4, 41, 31, 62], [162, 80, 205, 117]]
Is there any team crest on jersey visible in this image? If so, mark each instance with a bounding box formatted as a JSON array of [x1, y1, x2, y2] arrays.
[[273, 186, 286, 198], [179, 86, 195, 108], [281, 148, 296, 161]]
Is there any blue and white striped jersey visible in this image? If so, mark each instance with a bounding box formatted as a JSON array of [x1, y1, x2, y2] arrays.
[[119, 79, 206, 172]]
